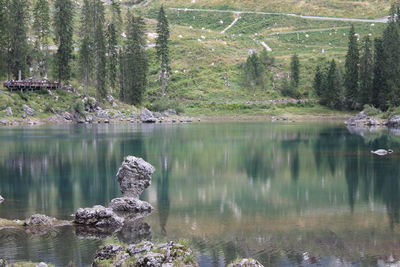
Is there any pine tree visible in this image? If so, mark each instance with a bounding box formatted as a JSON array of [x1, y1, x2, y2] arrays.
[[0, 0, 9, 77], [313, 66, 323, 97], [323, 59, 343, 109], [79, 37, 92, 94], [344, 25, 359, 109], [8, 0, 29, 79], [121, 15, 148, 105], [359, 36, 373, 106], [244, 52, 266, 91], [290, 54, 300, 88], [382, 17, 400, 108], [156, 6, 170, 96], [32, 0, 50, 78], [93, 0, 107, 99], [106, 23, 118, 93], [372, 38, 388, 110], [259, 48, 274, 69], [54, 0, 74, 82]]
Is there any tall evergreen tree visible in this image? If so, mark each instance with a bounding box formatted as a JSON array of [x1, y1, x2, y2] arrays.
[[78, 0, 94, 90], [54, 0, 74, 82], [106, 23, 118, 93], [93, 0, 107, 99], [8, 0, 29, 79], [0, 0, 9, 77], [290, 54, 300, 88], [372, 38, 387, 109], [323, 59, 343, 109], [32, 0, 50, 78], [156, 6, 170, 96], [344, 25, 359, 109], [313, 66, 323, 97], [244, 52, 266, 91], [121, 15, 148, 105], [382, 17, 400, 108], [359, 36, 373, 106]]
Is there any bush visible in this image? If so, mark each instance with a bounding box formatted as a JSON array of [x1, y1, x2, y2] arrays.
[[146, 98, 184, 114], [72, 100, 85, 115], [17, 91, 28, 101], [363, 104, 381, 116]]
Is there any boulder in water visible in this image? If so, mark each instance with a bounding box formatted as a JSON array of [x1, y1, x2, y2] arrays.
[[228, 259, 264, 267], [24, 214, 56, 227], [74, 205, 124, 228], [116, 156, 155, 198], [388, 115, 400, 127], [0, 195, 3, 203], [109, 197, 153, 213], [140, 108, 156, 123]]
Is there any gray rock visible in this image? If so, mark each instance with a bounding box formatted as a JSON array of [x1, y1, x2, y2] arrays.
[[162, 109, 177, 117], [109, 197, 153, 212], [95, 109, 123, 119], [5, 107, 12, 116], [136, 252, 165, 266], [228, 258, 264, 267], [36, 262, 48, 267], [127, 241, 153, 255], [63, 112, 73, 120], [94, 244, 125, 260], [140, 108, 156, 123], [153, 112, 163, 119], [106, 95, 115, 104], [74, 205, 124, 228], [22, 104, 35, 116], [0, 195, 3, 203], [116, 156, 155, 198], [24, 214, 56, 227], [85, 115, 93, 123], [0, 258, 8, 267], [345, 111, 381, 126], [388, 115, 400, 127]]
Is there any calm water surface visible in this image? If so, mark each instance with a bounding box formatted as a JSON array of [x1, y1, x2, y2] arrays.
[[1, 122, 400, 266]]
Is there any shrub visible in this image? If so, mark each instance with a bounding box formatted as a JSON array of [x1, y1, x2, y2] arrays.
[[147, 98, 184, 114], [363, 104, 381, 116], [72, 100, 85, 116]]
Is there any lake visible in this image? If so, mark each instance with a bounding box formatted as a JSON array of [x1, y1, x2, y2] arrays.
[[0, 122, 400, 266]]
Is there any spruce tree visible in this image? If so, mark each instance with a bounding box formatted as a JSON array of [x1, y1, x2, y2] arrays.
[[93, 0, 107, 99], [54, 0, 74, 82], [106, 23, 118, 93], [156, 6, 170, 96], [121, 15, 148, 105], [79, 37, 91, 94], [244, 53, 266, 91], [344, 25, 359, 109], [372, 38, 388, 110], [313, 66, 323, 97], [32, 0, 50, 78], [0, 0, 9, 77], [8, 0, 29, 79], [324, 59, 343, 109], [290, 54, 300, 88], [382, 18, 400, 108], [78, 0, 94, 91], [359, 36, 373, 106]]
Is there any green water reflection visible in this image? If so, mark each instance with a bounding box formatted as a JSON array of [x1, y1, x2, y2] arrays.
[[0, 123, 400, 266]]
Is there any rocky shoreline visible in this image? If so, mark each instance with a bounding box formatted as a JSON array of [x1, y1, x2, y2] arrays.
[[345, 111, 400, 128]]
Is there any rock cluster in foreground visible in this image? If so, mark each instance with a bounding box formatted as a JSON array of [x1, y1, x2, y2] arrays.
[[227, 258, 264, 267], [92, 241, 197, 267], [73, 156, 155, 229]]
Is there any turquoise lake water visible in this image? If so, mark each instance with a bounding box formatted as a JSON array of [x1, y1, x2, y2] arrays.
[[0, 122, 400, 266]]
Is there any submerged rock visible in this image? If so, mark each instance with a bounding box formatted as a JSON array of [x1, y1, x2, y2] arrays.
[[228, 258, 264, 267], [24, 214, 56, 227], [74, 205, 124, 228], [140, 108, 156, 123], [0, 195, 3, 203], [116, 156, 155, 198], [0, 258, 7, 267], [93, 241, 197, 267], [109, 197, 153, 213], [36, 262, 48, 267], [117, 219, 152, 244]]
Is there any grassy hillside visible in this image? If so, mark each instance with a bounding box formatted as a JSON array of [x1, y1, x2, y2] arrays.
[[0, 0, 392, 119], [151, 0, 393, 18]]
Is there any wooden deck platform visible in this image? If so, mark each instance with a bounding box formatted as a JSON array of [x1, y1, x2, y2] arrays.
[[3, 80, 61, 91]]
